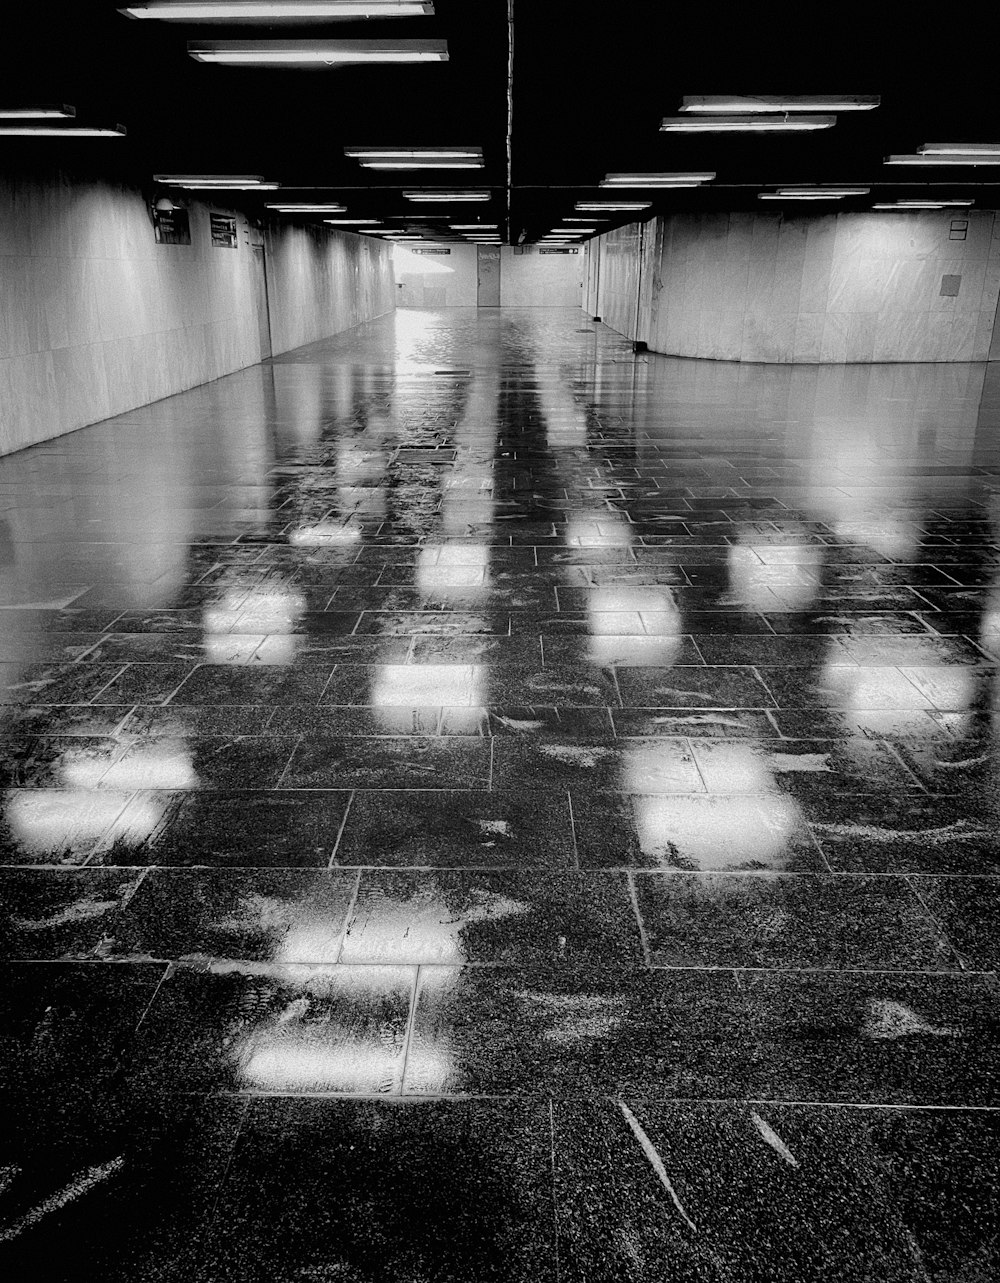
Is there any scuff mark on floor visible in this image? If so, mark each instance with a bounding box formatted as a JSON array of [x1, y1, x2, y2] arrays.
[[750, 1111, 800, 1168], [0, 1156, 124, 1243], [617, 1101, 698, 1233]]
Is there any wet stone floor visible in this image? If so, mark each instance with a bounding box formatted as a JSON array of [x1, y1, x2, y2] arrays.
[[1, 306, 1000, 1279]]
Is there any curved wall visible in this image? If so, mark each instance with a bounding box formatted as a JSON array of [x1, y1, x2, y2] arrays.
[[587, 210, 1000, 363]]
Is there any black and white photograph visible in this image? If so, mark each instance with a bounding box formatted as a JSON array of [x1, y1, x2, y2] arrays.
[[1, 2, 1000, 1278]]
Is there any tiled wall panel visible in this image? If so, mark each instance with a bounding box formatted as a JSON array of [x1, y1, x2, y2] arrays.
[[499, 248, 584, 307]]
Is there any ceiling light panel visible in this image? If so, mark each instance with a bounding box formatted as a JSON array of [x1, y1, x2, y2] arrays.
[[123, 1, 433, 17], [0, 123, 126, 136], [575, 201, 651, 210], [661, 115, 836, 133], [0, 104, 75, 118], [450, 223, 497, 229], [188, 39, 448, 65], [403, 190, 491, 201], [324, 218, 381, 224], [267, 203, 347, 210], [679, 94, 879, 113], [601, 172, 715, 186], [775, 187, 870, 196], [885, 154, 1000, 165], [918, 143, 1000, 156]]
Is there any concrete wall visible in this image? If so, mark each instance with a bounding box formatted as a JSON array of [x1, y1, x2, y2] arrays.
[[500, 247, 584, 307], [0, 171, 395, 456], [395, 244, 478, 307], [589, 210, 1000, 363], [264, 222, 396, 356], [395, 244, 584, 308]]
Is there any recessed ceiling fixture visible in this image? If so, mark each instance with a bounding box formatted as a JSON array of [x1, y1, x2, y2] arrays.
[[324, 218, 382, 224], [918, 143, 1000, 156], [346, 146, 482, 169], [188, 38, 448, 65], [661, 115, 835, 133], [0, 104, 75, 118], [404, 190, 491, 201], [0, 123, 126, 136], [600, 172, 715, 187], [885, 154, 1000, 166], [267, 203, 347, 211], [122, 1, 433, 17], [774, 186, 870, 196], [872, 202, 973, 210], [679, 95, 879, 113], [157, 174, 275, 188], [575, 201, 651, 211], [450, 223, 497, 229]]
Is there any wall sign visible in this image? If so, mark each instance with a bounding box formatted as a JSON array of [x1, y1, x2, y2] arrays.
[[210, 213, 238, 248], [153, 207, 191, 246], [539, 248, 578, 254], [949, 220, 969, 241], [409, 247, 451, 255]]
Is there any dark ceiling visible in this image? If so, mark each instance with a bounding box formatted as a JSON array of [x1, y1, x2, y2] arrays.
[[3, 1, 1000, 243]]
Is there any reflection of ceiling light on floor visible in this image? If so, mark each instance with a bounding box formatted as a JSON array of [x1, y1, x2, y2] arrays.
[[290, 522, 363, 546], [634, 794, 802, 869], [372, 664, 480, 706]]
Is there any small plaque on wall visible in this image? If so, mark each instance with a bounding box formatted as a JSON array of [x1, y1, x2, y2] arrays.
[[540, 248, 578, 254], [153, 207, 191, 246], [410, 247, 451, 255], [210, 214, 238, 248]]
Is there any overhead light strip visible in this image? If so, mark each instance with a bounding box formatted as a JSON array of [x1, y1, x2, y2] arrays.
[[885, 154, 1000, 166], [188, 39, 448, 65], [0, 123, 126, 136], [123, 1, 433, 17], [0, 104, 75, 118], [918, 143, 1000, 156], [404, 190, 491, 201], [679, 94, 879, 113], [600, 172, 715, 186], [661, 115, 836, 133]]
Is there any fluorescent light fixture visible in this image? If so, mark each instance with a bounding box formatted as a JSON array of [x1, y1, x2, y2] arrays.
[[918, 143, 1000, 156], [188, 39, 448, 65], [123, 1, 433, 17], [600, 172, 715, 186], [404, 190, 490, 201], [558, 225, 598, 231], [158, 174, 271, 186], [896, 197, 973, 206], [873, 200, 975, 210], [324, 218, 382, 224], [775, 186, 870, 196], [575, 201, 651, 210], [0, 123, 126, 136], [0, 104, 75, 118], [346, 146, 482, 170], [267, 203, 347, 211], [450, 223, 496, 229], [564, 216, 608, 222], [886, 154, 1000, 166], [661, 115, 835, 132], [758, 192, 860, 201], [679, 94, 879, 113]]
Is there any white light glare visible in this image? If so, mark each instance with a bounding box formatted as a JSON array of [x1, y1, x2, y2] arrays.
[[188, 39, 448, 64], [679, 94, 880, 113], [123, 1, 432, 17], [661, 115, 836, 132]]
